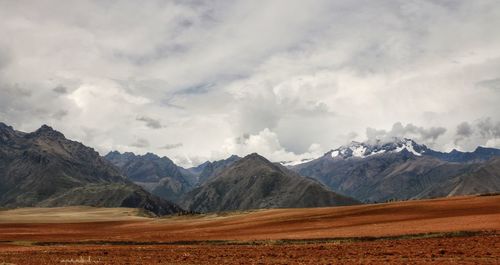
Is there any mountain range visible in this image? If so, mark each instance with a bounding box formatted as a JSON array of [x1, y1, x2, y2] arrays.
[[103, 152, 241, 204], [0, 123, 183, 215], [104, 151, 197, 203], [0, 123, 361, 214], [179, 153, 359, 212], [290, 138, 500, 202], [1, 122, 499, 215]]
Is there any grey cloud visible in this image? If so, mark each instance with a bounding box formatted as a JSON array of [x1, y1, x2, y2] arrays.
[[0, 48, 11, 71], [347, 131, 358, 140], [235, 133, 250, 145], [175, 82, 215, 95], [136, 116, 163, 129], [161, 143, 183, 150], [235, 97, 282, 135], [114, 78, 169, 100], [477, 118, 500, 138], [456, 122, 473, 137], [366, 127, 387, 142], [81, 127, 99, 144], [393, 123, 447, 141], [293, 101, 335, 117], [0, 81, 80, 131], [52, 85, 68, 94], [454, 121, 474, 145], [112, 43, 189, 66], [159, 97, 186, 110], [366, 122, 447, 143], [52, 110, 68, 120], [454, 118, 500, 150], [419, 127, 448, 141], [131, 138, 150, 148], [1, 84, 32, 98], [476, 78, 500, 90]]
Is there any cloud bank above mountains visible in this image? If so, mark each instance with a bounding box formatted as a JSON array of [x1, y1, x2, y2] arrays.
[[1, 0, 500, 166]]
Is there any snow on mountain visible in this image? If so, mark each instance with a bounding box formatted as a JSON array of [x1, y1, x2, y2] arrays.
[[330, 138, 428, 159], [281, 138, 428, 167], [393, 140, 423, 156], [281, 157, 317, 166]]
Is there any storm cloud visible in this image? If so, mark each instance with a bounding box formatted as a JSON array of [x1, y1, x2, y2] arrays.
[[1, 0, 500, 166]]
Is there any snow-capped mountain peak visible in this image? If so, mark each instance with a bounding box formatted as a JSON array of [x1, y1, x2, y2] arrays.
[[281, 138, 429, 167], [330, 138, 428, 159], [280, 157, 316, 166]]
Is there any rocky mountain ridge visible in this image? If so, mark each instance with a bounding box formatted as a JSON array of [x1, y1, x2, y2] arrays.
[[0, 123, 183, 216], [104, 151, 196, 203], [290, 138, 500, 202], [180, 153, 360, 212], [2, 121, 499, 214]]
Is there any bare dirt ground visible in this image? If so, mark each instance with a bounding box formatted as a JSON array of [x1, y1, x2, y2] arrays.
[[0, 195, 499, 264]]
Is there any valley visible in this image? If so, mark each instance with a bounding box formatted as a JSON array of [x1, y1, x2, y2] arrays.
[[0, 195, 499, 264]]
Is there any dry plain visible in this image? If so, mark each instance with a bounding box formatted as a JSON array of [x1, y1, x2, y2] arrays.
[[0, 195, 499, 264]]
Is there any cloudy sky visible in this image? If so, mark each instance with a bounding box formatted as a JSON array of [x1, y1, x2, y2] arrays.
[[1, 0, 500, 166]]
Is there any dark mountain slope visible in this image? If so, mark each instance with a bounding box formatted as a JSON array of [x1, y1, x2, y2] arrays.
[[0, 123, 183, 215], [181, 153, 359, 213], [105, 151, 196, 202], [415, 157, 500, 198]]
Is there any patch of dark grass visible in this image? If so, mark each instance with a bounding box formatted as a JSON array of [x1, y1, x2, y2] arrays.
[[271, 230, 485, 245], [29, 230, 494, 247], [478, 193, 500, 197]]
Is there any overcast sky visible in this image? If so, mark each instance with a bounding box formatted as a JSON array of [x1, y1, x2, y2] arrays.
[[1, 0, 500, 166]]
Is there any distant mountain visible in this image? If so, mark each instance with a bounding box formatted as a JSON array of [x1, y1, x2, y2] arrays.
[[321, 138, 500, 162], [290, 138, 500, 202], [328, 138, 429, 159], [186, 161, 211, 175], [180, 153, 360, 213], [425, 146, 500, 163], [195, 155, 240, 184], [0, 123, 183, 215], [105, 152, 240, 202], [415, 157, 500, 198], [105, 151, 196, 203]]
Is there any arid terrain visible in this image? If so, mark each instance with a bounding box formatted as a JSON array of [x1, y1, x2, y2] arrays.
[[0, 195, 499, 264]]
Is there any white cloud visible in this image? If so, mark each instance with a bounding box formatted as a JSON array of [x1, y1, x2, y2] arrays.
[[219, 128, 324, 163], [1, 0, 500, 166], [486, 138, 500, 148]]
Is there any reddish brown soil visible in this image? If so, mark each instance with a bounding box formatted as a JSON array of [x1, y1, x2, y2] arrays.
[[0, 195, 499, 264], [0, 233, 498, 264]]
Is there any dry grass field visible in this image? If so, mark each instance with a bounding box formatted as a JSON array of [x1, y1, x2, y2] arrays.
[[0, 195, 499, 264], [0, 207, 151, 224]]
